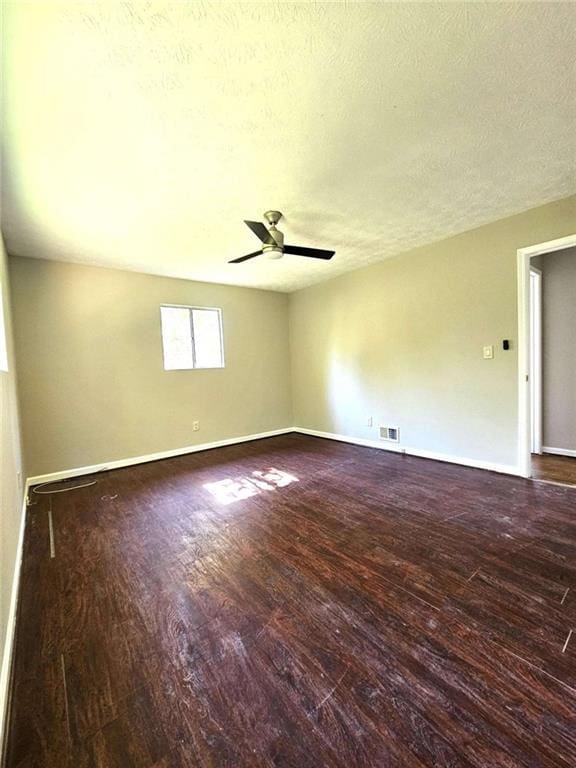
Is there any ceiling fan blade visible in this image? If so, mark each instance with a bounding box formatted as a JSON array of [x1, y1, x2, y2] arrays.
[[244, 220, 275, 245], [284, 244, 335, 260], [228, 249, 263, 264]]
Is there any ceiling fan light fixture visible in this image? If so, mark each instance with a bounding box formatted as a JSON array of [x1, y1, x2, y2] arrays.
[[264, 247, 283, 260]]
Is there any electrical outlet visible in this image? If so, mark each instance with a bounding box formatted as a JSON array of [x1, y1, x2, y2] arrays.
[[193, 421, 200, 432]]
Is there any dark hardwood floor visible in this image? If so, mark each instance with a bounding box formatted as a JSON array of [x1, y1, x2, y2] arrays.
[[532, 452, 576, 486], [5, 434, 576, 767]]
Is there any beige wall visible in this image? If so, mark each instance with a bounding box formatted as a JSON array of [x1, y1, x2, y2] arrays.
[[7, 195, 576, 481], [541, 247, 576, 452], [0, 234, 25, 727], [289, 195, 576, 470], [10, 258, 292, 477]]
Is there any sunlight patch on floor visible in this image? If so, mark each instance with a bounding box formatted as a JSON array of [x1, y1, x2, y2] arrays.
[[204, 468, 298, 505]]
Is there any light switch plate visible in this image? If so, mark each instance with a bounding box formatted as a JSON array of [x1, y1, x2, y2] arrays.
[[483, 345, 494, 359]]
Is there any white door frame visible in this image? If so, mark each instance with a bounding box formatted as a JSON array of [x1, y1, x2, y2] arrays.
[[517, 234, 576, 477], [529, 267, 542, 455]]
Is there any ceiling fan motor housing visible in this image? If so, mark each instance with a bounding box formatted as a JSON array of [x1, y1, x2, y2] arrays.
[[262, 212, 284, 258]]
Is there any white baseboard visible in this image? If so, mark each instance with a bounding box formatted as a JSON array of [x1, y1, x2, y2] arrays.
[[0, 482, 29, 757], [542, 446, 576, 458], [26, 428, 294, 486], [294, 427, 523, 476], [27, 425, 530, 488]]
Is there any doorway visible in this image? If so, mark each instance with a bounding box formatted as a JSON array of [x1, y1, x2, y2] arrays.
[[518, 236, 576, 485]]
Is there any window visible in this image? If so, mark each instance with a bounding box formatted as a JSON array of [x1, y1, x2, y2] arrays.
[[160, 305, 224, 370]]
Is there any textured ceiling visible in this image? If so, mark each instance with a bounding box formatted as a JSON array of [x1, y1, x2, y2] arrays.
[[2, 2, 575, 292]]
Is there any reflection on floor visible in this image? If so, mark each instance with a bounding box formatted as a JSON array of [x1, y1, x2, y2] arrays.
[[6, 434, 576, 767], [532, 452, 576, 486]]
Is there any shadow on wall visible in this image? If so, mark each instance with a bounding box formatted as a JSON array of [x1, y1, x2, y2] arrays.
[[324, 296, 458, 446]]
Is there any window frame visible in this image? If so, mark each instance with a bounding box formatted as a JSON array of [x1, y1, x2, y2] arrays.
[[160, 303, 225, 371]]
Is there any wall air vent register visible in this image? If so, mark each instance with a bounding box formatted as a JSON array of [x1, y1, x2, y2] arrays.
[[380, 426, 400, 442]]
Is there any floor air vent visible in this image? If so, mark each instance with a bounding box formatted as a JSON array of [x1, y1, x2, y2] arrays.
[[380, 426, 399, 442]]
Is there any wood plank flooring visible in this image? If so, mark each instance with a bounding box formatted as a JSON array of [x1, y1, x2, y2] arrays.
[[5, 434, 576, 767], [532, 453, 576, 486]]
